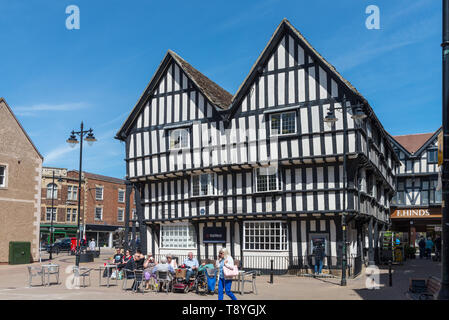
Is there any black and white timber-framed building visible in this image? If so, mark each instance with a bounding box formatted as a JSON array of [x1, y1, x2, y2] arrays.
[[116, 19, 400, 274], [388, 128, 443, 247]]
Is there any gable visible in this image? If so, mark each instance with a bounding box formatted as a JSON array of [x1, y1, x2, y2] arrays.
[[235, 31, 341, 114], [116, 51, 232, 140], [0, 98, 43, 160], [391, 128, 441, 159]]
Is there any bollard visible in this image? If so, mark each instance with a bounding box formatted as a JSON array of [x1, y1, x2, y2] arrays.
[[388, 260, 392, 287], [270, 259, 274, 284]]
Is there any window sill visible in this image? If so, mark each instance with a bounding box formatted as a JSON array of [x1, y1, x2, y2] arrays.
[[254, 190, 281, 195]]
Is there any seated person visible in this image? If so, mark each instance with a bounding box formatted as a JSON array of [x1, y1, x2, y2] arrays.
[[117, 249, 135, 271], [112, 248, 124, 265], [182, 252, 199, 282], [167, 254, 178, 269], [134, 249, 145, 270], [152, 256, 175, 278], [143, 255, 157, 289]]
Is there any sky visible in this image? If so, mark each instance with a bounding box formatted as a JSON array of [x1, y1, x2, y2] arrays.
[[0, 0, 442, 178]]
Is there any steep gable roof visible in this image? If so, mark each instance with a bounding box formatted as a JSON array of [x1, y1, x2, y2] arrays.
[[0, 97, 43, 159], [116, 50, 232, 140], [227, 18, 400, 164], [391, 127, 441, 156], [169, 50, 232, 110]]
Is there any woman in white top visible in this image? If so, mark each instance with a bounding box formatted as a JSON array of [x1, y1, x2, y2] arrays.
[[215, 248, 237, 300]]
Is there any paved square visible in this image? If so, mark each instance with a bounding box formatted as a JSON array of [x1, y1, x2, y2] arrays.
[[0, 250, 441, 300]]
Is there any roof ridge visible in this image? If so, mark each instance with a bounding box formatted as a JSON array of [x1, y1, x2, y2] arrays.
[[168, 50, 233, 109], [393, 132, 435, 137], [0, 97, 43, 159]]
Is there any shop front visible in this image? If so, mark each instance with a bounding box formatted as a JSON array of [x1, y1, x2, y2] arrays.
[[40, 224, 77, 246], [390, 207, 442, 247], [85, 224, 124, 248]]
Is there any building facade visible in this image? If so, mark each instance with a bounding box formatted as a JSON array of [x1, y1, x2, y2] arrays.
[[0, 98, 43, 263], [40, 168, 135, 248], [388, 129, 442, 246], [116, 20, 399, 273]]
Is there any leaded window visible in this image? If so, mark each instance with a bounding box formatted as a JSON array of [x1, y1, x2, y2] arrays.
[[160, 224, 196, 249], [169, 128, 190, 150], [255, 167, 279, 192], [192, 173, 215, 197], [270, 111, 296, 136], [244, 221, 288, 251]]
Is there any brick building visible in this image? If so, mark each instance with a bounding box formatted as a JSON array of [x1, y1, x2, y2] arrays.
[[40, 167, 83, 243], [0, 98, 43, 263], [40, 168, 135, 248]]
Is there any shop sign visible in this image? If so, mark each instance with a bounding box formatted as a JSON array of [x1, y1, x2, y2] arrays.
[[203, 227, 226, 243], [391, 208, 442, 219]]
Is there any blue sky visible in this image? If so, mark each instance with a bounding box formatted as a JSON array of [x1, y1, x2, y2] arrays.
[[0, 0, 442, 178]]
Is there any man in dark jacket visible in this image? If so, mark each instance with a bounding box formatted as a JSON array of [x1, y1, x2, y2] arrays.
[[313, 241, 325, 275]]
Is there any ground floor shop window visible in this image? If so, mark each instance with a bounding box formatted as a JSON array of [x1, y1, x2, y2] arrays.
[[243, 221, 288, 251], [160, 224, 196, 248]]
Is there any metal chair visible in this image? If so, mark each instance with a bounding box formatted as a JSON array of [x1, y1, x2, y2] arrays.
[[239, 270, 258, 295], [121, 268, 135, 291], [44, 265, 60, 286], [132, 270, 145, 294], [73, 267, 92, 287], [27, 266, 44, 287], [156, 270, 171, 294]]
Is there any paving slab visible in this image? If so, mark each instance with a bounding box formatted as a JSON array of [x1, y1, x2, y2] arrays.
[[0, 252, 441, 300]]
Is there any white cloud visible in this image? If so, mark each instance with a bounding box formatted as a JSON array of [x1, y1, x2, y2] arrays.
[[14, 102, 89, 116]]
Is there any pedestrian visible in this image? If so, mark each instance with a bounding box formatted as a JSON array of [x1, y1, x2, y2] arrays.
[[215, 248, 237, 300], [313, 241, 325, 276], [418, 237, 426, 259], [89, 238, 96, 251], [425, 237, 433, 259], [434, 236, 441, 262]]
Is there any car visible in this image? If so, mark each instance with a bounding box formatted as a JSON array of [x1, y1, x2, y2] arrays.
[[46, 237, 72, 254]]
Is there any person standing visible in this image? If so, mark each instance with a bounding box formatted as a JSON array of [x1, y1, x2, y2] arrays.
[[215, 248, 237, 300], [313, 241, 325, 276], [418, 237, 426, 259], [89, 238, 96, 251], [425, 237, 434, 260], [434, 236, 442, 262]]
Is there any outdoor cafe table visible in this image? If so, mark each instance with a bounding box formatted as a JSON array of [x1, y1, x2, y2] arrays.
[[99, 264, 118, 287], [41, 264, 59, 286]]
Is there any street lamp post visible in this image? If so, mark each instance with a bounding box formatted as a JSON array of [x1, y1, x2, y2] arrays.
[[438, 0, 449, 300], [324, 95, 367, 286], [67, 122, 96, 267], [49, 170, 63, 260]]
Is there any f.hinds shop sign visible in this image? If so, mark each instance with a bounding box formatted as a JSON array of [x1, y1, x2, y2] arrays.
[[391, 208, 441, 219]]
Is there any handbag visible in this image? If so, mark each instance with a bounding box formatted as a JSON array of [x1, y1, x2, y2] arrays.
[[223, 262, 238, 278]]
